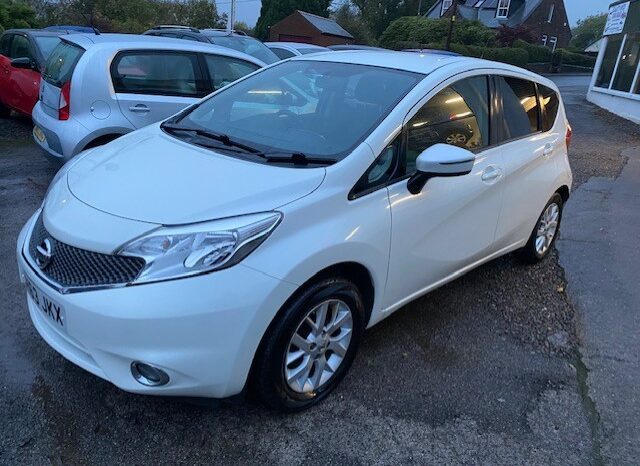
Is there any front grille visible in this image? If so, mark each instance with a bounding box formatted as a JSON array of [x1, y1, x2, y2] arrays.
[[28, 213, 146, 289]]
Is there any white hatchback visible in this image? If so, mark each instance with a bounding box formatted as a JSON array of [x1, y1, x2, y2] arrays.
[[18, 51, 572, 411]]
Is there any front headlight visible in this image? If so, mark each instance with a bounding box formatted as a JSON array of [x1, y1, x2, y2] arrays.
[[120, 212, 282, 283]]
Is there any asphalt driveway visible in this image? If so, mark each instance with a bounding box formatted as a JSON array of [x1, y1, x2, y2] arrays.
[[0, 75, 636, 465]]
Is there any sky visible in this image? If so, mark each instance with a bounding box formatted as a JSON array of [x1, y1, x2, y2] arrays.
[[221, 0, 611, 28]]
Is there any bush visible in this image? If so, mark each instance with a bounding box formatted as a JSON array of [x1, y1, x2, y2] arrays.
[[380, 16, 495, 49], [553, 49, 596, 68], [513, 39, 552, 63]]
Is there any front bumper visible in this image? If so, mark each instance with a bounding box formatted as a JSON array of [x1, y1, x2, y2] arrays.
[[17, 212, 297, 398]]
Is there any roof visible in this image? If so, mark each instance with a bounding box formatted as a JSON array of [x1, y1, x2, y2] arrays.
[[292, 50, 466, 74], [426, 0, 545, 28], [61, 33, 265, 66], [297, 11, 354, 39], [585, 37, 604, 53]]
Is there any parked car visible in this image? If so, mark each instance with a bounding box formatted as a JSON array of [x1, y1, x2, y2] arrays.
[[143, 26, 280, 65], [403, 48, 461, 56], [265, 41, 330, 60], [44, 25, 99, 33], [0, 29, 67, 117], [18, 51, 572, 411], [32, 33, 263, 162], [327, 44, 386, 51]]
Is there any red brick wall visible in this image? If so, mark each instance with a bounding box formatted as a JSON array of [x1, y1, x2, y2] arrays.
[[524, 0, 573, 49]]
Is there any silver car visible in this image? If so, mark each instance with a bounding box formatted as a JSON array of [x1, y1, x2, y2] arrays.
[[265, 42, 330, 60], [32, 33, 264, 162]]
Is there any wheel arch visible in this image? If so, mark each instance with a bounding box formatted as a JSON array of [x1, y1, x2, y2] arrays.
[[556, 185, 570, 203]]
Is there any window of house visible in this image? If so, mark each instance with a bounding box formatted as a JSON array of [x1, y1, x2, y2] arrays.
[[496, 0, 511, 18], [549, 36, 558, 52], [547, 4, 555, 23], [441, 0, 453, 16], [495, 76, 539, 141], [474, 0, 485, 7], [405, 76, 489, 174], [595, 36, 624, 88], [611, 33, 640, 93], [542, 34, 548, 46]]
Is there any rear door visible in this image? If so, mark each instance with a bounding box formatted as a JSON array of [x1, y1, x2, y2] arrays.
[[111, 50, 207, 128], [492, 75, 561, 248]]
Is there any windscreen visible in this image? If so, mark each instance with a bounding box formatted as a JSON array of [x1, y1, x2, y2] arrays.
[[208, 35, 280, 64], [178, 60, 422, 161], [42, 41, 84, 87]]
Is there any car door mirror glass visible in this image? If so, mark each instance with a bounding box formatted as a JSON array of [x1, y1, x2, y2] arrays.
[[408, 143, 475, 194], [11, 57, 37, 70]]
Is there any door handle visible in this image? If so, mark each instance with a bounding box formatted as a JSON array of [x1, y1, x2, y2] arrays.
[[128, 105, 150, 113], [543, 143, 554, 157], [481, 165, 503, 183]]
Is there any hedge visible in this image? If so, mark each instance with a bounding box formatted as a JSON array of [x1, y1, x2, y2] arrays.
[[380, 16, 496, 49], [553, 49, 596, 68], [513, 39, 552, 63], [390, 41, 529, 68]]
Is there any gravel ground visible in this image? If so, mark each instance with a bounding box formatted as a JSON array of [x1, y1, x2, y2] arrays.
[[0, 75, 633, 465]]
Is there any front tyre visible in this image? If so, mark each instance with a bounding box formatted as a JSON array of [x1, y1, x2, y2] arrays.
[[520, 193, 564, 263], [252, 278, 365, 412]]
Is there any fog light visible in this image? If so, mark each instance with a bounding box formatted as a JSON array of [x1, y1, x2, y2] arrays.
[[131, 361, 170, 387]]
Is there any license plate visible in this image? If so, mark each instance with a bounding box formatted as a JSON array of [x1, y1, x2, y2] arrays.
[[25, 277, 65, 331], [34, 126, 46, 144]]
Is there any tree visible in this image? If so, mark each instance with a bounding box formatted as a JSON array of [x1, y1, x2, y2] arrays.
[[254, 0, 332, 41], [331, 3, 372, 44], [496, 24, 534, 47], [233, 21, 253, 35], [570, 13, 607, 51], [0, 0, 38, 29]]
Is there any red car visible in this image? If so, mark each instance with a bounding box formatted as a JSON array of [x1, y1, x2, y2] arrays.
[[0, 29, 65, 117]]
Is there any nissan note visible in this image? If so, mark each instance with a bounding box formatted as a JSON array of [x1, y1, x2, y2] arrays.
[[17, 51, 573, 411]]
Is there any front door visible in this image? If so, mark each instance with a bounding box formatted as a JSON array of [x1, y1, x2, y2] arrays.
[[383, 75, 505, 310], [111, 50, 205, 128], [6, 34, 40, 114]]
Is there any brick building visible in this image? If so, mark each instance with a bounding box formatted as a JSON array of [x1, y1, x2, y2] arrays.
[[268, 10, 354, 46], [425, 0, 573, 50]]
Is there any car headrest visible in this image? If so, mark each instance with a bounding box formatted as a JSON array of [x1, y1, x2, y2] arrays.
[[354, 74, 391, 105]]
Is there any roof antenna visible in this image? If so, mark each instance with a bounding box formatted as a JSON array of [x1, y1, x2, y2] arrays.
[[80, 10, 100, 35]]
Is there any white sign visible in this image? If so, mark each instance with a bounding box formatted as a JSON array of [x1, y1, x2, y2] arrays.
[[604, 1, 630, 36]]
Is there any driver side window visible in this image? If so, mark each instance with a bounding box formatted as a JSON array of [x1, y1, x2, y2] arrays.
[[9, 35, 33, 60], [405, 75, 489, 174]]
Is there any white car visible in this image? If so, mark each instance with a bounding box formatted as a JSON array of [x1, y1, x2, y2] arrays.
[[32, 33, 264, 162], [265, 41, 330, 60], [17, 51, 572, 411]]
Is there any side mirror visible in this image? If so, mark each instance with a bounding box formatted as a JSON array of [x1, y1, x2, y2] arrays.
[[407, 143, 475, 195], [11, 57, 38, 71]]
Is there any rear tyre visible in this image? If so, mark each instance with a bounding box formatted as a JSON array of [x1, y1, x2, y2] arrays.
[[251, 278, 365, 412], [519, 193, 563, 264]]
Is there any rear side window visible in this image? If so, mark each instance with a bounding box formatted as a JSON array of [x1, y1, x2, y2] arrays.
[[42, 42, 84, 87], [204, 54, 259, 91], [111, 51, 202, 97], [496, 76, 539, 140], [34, 36, 62, 60], [406, 75, 490, 173], [538, 84, 560, 132]]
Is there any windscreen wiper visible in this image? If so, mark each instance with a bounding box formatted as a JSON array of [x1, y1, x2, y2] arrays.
[[258, 152, 337, 166], [161, 123, 260, 154]]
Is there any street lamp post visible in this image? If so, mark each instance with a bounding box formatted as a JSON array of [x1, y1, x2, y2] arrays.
[[445, 0, 459, 51]]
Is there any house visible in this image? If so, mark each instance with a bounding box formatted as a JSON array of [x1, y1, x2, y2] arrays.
[[587, 0, 640, 124], [425, 0, 572, 50], [268, 10, 354, 46]]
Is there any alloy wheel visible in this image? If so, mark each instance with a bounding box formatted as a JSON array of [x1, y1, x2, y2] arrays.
[[284, 299, 353, 394], [535, 202, 560, 255]]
